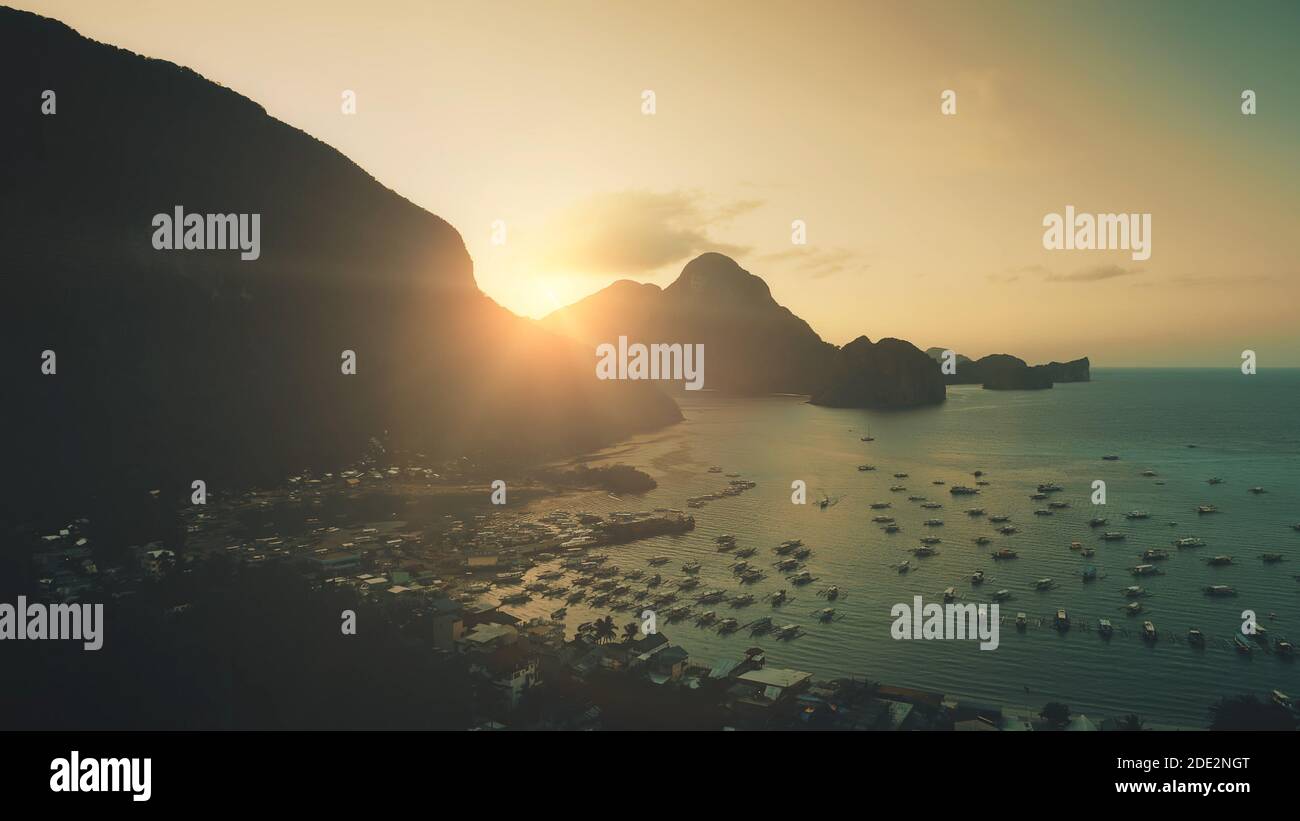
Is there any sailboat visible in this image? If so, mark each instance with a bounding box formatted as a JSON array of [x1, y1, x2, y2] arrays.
[[860, 424, 875, 442]]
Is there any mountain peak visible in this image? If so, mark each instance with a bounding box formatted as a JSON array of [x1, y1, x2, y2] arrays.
[[666, 252, 773, 303]]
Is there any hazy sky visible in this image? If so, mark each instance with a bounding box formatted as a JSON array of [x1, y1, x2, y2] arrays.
[[19, 0, 1300, 365]]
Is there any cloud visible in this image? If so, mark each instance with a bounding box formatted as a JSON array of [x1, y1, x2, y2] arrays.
[[760, 246, 865, 279], [1046, 264, 1144, 283], [539, 190, 757, 275]]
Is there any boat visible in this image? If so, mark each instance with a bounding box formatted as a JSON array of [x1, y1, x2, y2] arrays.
[[1272, 689, 1292, 706], [1142, 621, 1157, 642], [733, 546, 757, 558], [793, 546, 812, 559], [1101, 531, 1127, 541], [1070, 541, 1083, 551], [1029, 493, 1047, 501], [998, 525, 1019, 535], [1141, 548, 1170, 561], [908, 495, 927, 502], [1081, 565, 1098, 581], [921, 502, 943, 510], [919, 535, 942, 545], [1081, 546, 1096, 557], [1125, 601, 1143, 616], [501, 592, 531, 605], [870, 502, 892, 510], [1103, 454, 1120, 461], [1016, 612, 1027, 629], [1249, 486, 1266, 494], [774, 557, 800, 572], [890, 485, 907, 493], [677, 576, 701, 590], [858, 464, 875, 471], [897, 560, 911, 574], [971, 569, 985, 585], [991, 548, 1018, 560], [739, 569, 764, 584], [1197, 505, 1218, 514], [697, 589, 727, 604], [1131, 564, 1161, 576], [966, 508, 986, 516], [949, 485, 980, 496], [748, 616, 774, 634], [682, 561, 701, 574], [550, 607, 567, 619], [730, 594, 755, 608], [1034, 578, 1055, 591], [912, 545, 938, 557], [816, 607, 837, 623], [1123, 585, 1144, 598], [708, 466, 723, 473], [1232, 636, 1252, 654], [1207, 477, 1224, 485], [932, 480, 946, 485], [776, 623, 802, 640], [790, 570, 816, 586], [1099, 618, 1114, 637], [1089, 517, 1108, 527], [1141, 469, 1158, 477], [894, 472, 909, 479], [872, 515, 895, 523], [1055, 609, 1070, 630], [1034, 509, 1053, 516], [822, 585, 840, 600], [648, 555, 670, 566], [1038, 483, 1063, 493], [717, 618, 740, 634], [694, 610, 717, 626], [1048, 500, 1070, 509], [990, 514, 1011, 523], [943, 587, 957, 602], [1187, 628, 1205, 646], [1260, 553, 1284, 563], [1206, 555, 1233, 566], [973, 536, 992, 546], [1124, 510, 1150, 520], [768, 589, 789, 605], [993, 589, 1013, 601], [1276, 641, 1294, 657], [715, 534, 737, 545], [884, 524, 902, 533], [1204, 585, 1236, 596], [1173, 537, 1205, 548], [774, 540, 800, 555]]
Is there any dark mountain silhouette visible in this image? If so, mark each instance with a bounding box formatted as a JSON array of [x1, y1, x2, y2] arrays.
[[925, 348, 1089, 389], [811, 337, 946, 408], [1, 8, 679, 526], [543, 252, 946, 407], [542, 253, 838, 394]]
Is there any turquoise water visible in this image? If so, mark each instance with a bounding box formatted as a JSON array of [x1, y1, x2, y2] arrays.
[[515, 370, 1300, 726]]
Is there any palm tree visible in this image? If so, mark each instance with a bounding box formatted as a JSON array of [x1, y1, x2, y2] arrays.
[[592, 615, 617, 645], [1118, 713, 1145, 731], [623, 621, 640, 642]]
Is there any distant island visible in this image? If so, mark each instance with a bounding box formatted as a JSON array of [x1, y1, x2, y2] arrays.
[[924, 349, 1091, 390], [533, 463, 657, 494]]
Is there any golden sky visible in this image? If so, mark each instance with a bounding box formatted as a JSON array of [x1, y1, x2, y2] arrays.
[[19, 0, 1300, 365]]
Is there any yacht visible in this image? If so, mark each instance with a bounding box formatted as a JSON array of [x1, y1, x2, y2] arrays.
[[1015, 612, 1027, 629], [1249, 486, 1266, 494], [1197, 505, 1219, 514], [858, 464, 875, 471], [1173, 537, 1205, 548], [1124, 510, 1150, 520], [949, 485, 980, 496], [1187, 628, 1205, 647], [870, 502, 892, 510], [998, 525, 1019, 535], [1055, 609, 1070, 630], [1206, 555, 1233, 566], [912, 545, 939, 557], [1123, 585, 1144, 598], [1142, 621, 1157, 642], [1125, 601, 1144, 616], [1037, 483, 1063, 493], [1131, 564, 1161, 576], [991, 548, 1018, 560], [1099, 618, 1114, 637], [993, 589, 1013, 601], [1034, 578, 1055, 591], [990, 514, 1011, 523], [890, 485, 907, 492], [966, 508, 986, 516], [1203, 584, 1236, 596]]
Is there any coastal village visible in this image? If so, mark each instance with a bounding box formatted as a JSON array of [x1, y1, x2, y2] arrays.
[[17, 444, 1296, 732]]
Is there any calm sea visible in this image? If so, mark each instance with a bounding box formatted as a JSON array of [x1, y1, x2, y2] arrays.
[[515, 369, 1300, 727]]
